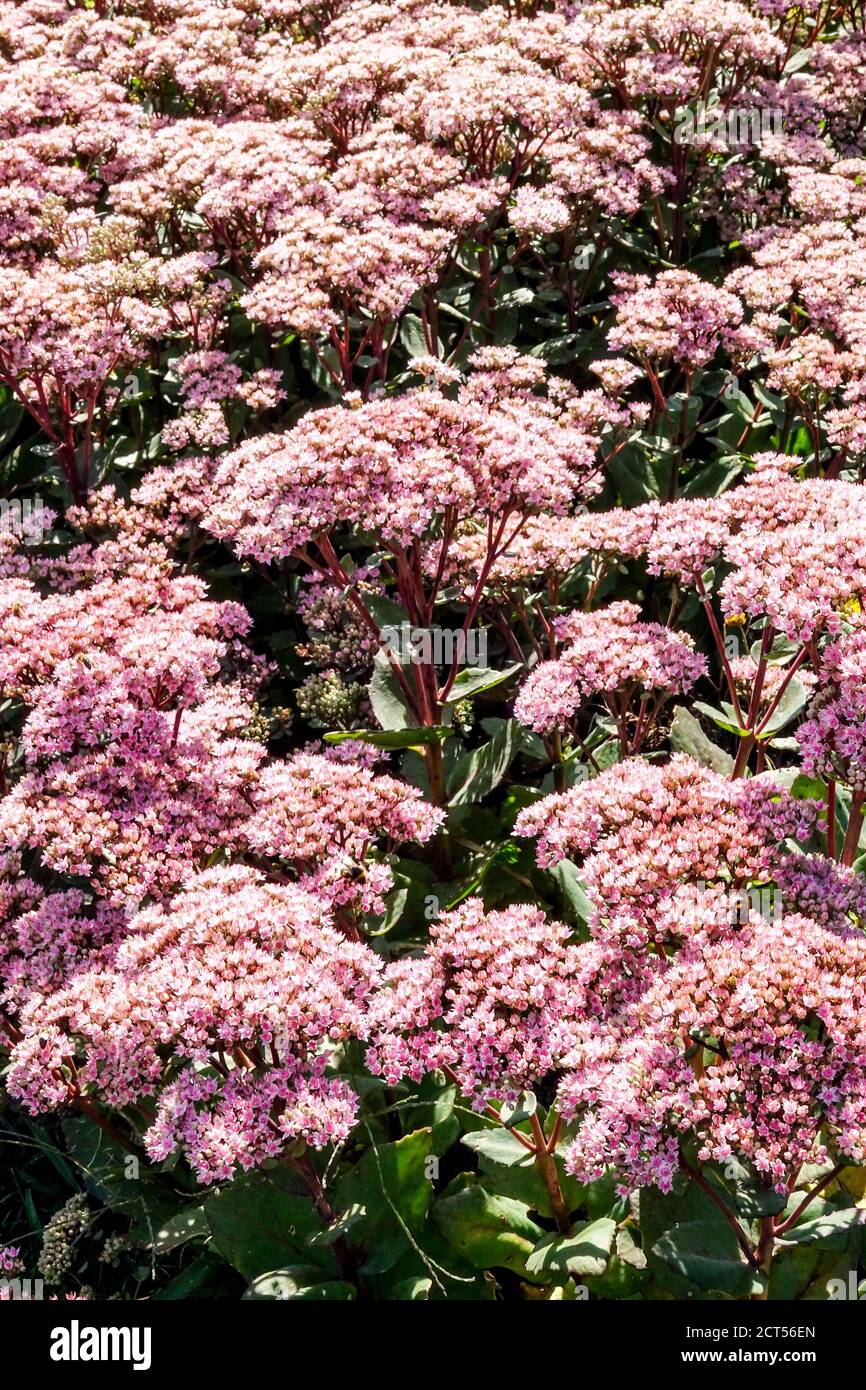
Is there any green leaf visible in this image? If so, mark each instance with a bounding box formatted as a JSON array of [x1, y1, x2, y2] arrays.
[[399, 314, 434, 359], [758, 678, 809, 738], [388, 1275, 433, 1300], [461, 1128, 535, 1170], [363, 591, 409, 629], [549, 860, 597, 926], [305, 1203, 367, 1248], [607, 443, 669, 504], [525, 1218, 617, 1280], [527, 333, 580, 365], [334, 1128, 435, 1276], [651, 1219, 764, 1296], [432, 1182, 544, 1277], [205, 1172, 329, 1281], [447, 718, 520, 806], [752, 381, 785, 415], [152, 1250, 227, 1300], [244, 1269, 356, 1300], [692, 699, 744, 736], [749, 635, 800, 666], [151, 1206, 209, 1253], [442, 663, 522, 704], [681, 456, 744, 498], [368, 651, 413, 731], [498, 1091, 537, 1127], [783, 1207, 866, 1249], [769, 1244, 853, 1301], [717, 1159, 787, 1221], [669, 705, 734, 774], [325, 726, 451, 749]]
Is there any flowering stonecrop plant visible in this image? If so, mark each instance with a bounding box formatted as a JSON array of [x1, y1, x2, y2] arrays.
[[4, 0, 866, 1306]]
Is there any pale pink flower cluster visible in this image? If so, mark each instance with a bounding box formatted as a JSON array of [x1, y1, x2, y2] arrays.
[[430, 505, 658, 597], [162, 350, 285, 454], [543, 464, 866, 642], [6, 866, 382, 1181], [0, 889, 123, 1015], [205, 352, 607, 561], [147, 1062, 360, 1183], [559, 908, 866, 1194], [563, 0, 785, 101], [0, 540, 261, 905], [608, 269, 747, 370], [245, 752, 444, 913], [366, 898, 583, 1106], [515, 755, 818, 945], [513, 602, 706, 735]]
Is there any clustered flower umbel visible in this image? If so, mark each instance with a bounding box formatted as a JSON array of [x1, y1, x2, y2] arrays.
[[0, 553, 264, 905], [204, 350, 610, 564], [361, 752, 866, 1197], [513, 602, 706, 736], [8, 867, 383, 1183], [366, 899, 582, 1107], [510, 759, 866, 1194], [514, 755, 818, 947], [244, 751, 443, 914], [557, 905, 866, 1195], [800, 623, 866, 793], [4, 0, 866, 1212], [458, 459, 866, 648], [0, 507, 444, 1182]]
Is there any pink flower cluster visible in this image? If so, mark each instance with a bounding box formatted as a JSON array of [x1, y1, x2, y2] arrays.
[[514, 602, 706, 736], [366, 898, 582, 1107], [7, 866, 382, 1182], [514, 755, 817, 945], [800, 624, 866, 792], [608, 269, 747, 371], [205, 350, 608, 562], [0, 549, 262, 905], [245, 751, 444, 913], [559, 906, 866, 1194]]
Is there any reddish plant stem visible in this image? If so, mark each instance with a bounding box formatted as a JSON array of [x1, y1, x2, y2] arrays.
[[826, 779, 837, 860], [288, 1151, 357, 1285], [775, 1164, 845, 1237], [752, 645, 808, 738], [841, 792, 866, 867], [529, 1112, 571, 1234], [550, 730, 566, 793], [441, 1066, 535, 1153], [731, 732, 755, 780], [751, 1215, 775, 1296], [696, 580, 744, 726]]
